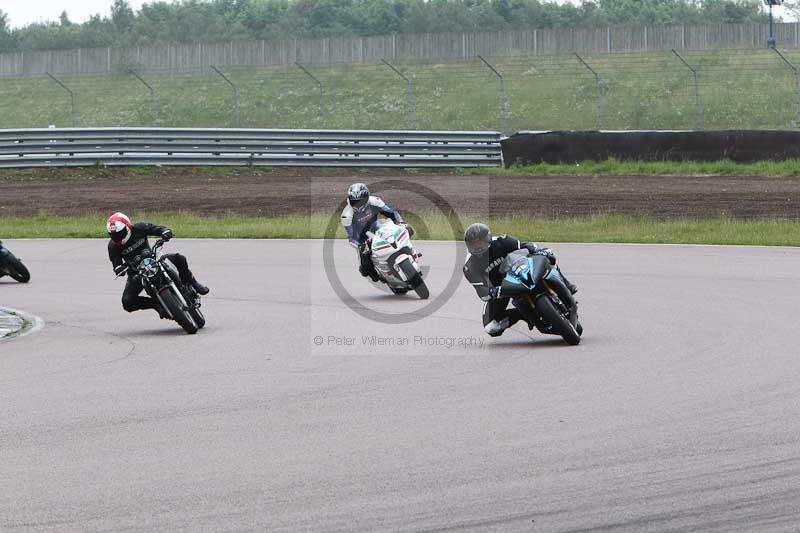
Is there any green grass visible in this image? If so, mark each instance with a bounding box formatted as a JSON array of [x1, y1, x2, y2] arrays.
[[3, 212, 800, 246], [0, 213, 322, 239], [2, 48, 800, 131]]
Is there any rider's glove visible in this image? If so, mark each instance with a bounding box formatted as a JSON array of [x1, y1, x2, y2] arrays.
[[114, 264, 127, 276], [161, 228, 173, 241], [488, 286, 502, 300], [540, 248, 556, 265], [358, 241, 371, 256]]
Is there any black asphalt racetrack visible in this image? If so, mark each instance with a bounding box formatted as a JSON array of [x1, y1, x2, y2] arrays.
[[1, 240, 799, 532]]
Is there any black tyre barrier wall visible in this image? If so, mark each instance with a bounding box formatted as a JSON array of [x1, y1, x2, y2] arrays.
[[501, 130, 800, 166]]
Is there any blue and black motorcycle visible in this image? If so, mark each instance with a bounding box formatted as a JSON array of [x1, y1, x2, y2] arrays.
[[499, 249, 582, 345], [0, 241, 30, 283]]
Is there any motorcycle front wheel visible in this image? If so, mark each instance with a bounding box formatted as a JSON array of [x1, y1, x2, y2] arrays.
[[188, 306, 206, 329], [160, 289, 198, 334], [399, 258, 429, 300], [8, 259, 30, 283], [534, 293, 580, 345]]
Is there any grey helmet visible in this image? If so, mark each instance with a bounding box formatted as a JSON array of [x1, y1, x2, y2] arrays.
[[347, 183, 370, 210], [464, 223, 492, 256]]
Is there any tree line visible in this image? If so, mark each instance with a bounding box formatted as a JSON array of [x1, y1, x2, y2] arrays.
[[0, 0, 769, 53]]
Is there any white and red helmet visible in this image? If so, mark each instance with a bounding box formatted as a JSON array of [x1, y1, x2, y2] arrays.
[[106, 212, 133, 244]]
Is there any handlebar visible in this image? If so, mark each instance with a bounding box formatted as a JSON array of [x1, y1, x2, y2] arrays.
[[114, 238, 168, 279]]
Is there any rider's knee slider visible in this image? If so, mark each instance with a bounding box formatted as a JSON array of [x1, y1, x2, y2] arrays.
[[484, 317, 510, 337]]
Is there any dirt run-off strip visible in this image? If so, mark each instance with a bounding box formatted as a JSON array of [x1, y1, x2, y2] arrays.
[[2, 170, 800, 219]]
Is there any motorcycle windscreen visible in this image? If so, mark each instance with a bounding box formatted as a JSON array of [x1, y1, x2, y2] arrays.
[[527, 255, 550, 286], [500, 255, 549, 296], [499, 249, 529, 274]]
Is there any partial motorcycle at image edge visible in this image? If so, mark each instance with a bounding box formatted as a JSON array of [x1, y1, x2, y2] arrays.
[[500, 249, 582, 345], [366, 220, 429, 299], [117, 239, 205, 334], [0, 241, 31, 283]]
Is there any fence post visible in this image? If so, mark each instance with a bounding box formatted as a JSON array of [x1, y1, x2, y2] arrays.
[[381, 58, 414, 129], [45, 71, 76, 127], [671, 49, 702, 130], [574, 53, 602, 130], [295, 61, 325, 128], [772, 48, 800, 128], [210, 65, 240, 128], [129, 70, 158, 127], [477, 55, 509, 133]]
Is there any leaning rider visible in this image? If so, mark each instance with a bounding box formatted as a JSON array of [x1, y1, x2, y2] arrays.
[[462, 222, 577, 337], [106, 212, 209, 315], [340, 183, 407, 282]]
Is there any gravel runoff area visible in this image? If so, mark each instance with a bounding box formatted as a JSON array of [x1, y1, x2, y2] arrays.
[[1, 170, 800, 218]]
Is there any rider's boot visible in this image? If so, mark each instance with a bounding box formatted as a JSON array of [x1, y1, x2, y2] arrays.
[[191, 278, 210, 295], [359, 262, 382, 283], [557, 268, 578, 294], [564, 280, 578, 294], [366, 269, 382, 283]]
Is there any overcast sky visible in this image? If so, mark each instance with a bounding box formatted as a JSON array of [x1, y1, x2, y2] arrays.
[[1, 0, 795, 29], [2, 1, 149, 28]]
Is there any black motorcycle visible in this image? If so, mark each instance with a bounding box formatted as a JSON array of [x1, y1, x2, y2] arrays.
[[118, 239, 205, 334], [499, 249, 582, 345], [0, 241, 31, 283]]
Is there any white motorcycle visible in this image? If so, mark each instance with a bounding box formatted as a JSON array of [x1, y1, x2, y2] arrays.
[[366, 219, 429, 299]]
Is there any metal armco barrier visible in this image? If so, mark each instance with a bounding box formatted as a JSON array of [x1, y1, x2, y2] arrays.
[[0, 128, 503, 168]]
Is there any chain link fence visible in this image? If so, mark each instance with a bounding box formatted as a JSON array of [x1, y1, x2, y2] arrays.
[[2, 49, 800, 133]]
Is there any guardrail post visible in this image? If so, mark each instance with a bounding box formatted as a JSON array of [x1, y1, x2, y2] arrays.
[[670, 49, 702, 130], [381, 58, 414, 129], [295, 62, 325, 128], [772, 48, 800, 129], [477, 55, 509, 133], [45, 72, 76, 127], [574, 53, 602, 130], [129, 69, 158, 127], [210, 65, 240, 128]]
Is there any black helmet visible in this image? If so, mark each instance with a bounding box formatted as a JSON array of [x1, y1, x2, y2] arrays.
[[464, 223, 492, 256], [347, 183, 369, 209]]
